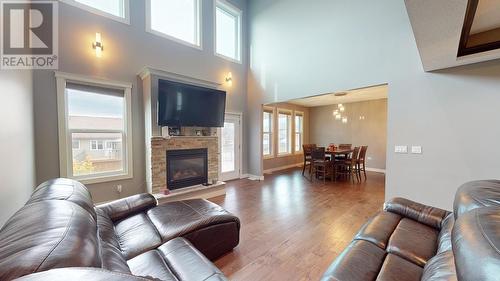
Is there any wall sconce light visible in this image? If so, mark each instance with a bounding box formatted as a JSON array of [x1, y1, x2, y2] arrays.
[[225, 72, 233, 86], [92, 32, 103, 58], [359, 116, 365, 120]]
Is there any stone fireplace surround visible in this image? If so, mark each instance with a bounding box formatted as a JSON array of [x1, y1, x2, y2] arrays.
[[151, 136, 219, 194]]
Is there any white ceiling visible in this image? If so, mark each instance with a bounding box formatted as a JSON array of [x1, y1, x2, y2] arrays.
[[405, 0, 500, 71], [470, 0, 500, 34], [287, 84, 388, 108]]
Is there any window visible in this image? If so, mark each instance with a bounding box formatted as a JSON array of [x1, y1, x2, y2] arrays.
[[61, 0, 129, 24], [262, 108, 273, 157], [90, 140, 105, 150], [72, 140, 80, 150], [56, 72, 133, 184], [295, 112, 304, 153], [147, 0, 201, 48], [278, 110, 292, 155], [215, 0, 242, 62]]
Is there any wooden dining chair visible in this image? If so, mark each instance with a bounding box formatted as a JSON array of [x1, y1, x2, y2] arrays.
[[335, 146, 360, 183], [310, 147, 332, 183], [302, 144, 317, 176], [338, 144, 352, 150], [357, 146, 368, 180]]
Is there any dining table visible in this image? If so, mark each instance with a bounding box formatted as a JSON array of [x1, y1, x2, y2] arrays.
[[325, 148, 354, 158]]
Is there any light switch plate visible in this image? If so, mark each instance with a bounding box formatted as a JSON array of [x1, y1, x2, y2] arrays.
[[411, 146, 422, 154], [395, 145, 408, 153]]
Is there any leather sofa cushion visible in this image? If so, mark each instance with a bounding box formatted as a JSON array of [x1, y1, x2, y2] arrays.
[[453, 207, 500, 281], [320, 240, 386, 281], [421, 250, 457, 281], [128, 238, 228, 281], [14, 268, 153, 281], [127, 250, 178, 281], [147, 199, 240, 242], [96, 209, 131, 273], [453, 180, 500, 219], [376, 254, 422, 281], [387, 218, 438, 267], [436, 213, 454, 253], [114, 213, 162, 259], [27, 178, 96, 220], [0, 201, 100, 280], [98, 194, 157, 222], [354, 211, 402, 249]]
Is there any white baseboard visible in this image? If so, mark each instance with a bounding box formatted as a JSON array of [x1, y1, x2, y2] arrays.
[[365, 167, 386, 174], [263, 163, 303, 174], [240, 174, 264, 181]]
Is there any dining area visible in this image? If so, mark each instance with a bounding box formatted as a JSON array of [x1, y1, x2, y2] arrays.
[[302, 144, 368, 183]]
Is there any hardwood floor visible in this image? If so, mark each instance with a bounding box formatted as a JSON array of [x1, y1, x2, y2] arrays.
[[209, 168, 385, 281]]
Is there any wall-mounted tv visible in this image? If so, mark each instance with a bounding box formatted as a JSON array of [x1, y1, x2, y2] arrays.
[[158, 79, 226, 127]]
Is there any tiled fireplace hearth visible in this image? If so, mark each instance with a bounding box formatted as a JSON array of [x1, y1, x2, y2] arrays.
[[150, 136, 219, 194]]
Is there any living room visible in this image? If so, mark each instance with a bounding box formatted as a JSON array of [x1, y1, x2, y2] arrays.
[[1, 0, 500, 280]]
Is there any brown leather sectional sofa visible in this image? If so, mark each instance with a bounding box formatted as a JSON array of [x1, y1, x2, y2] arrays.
[[321, 180, 500, 281], [0, 178, 240, 280]]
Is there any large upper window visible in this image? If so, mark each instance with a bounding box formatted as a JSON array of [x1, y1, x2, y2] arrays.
[[56, 72, 133, 184], [147, 0, 201, 48], [215, 0, 242, 62], [295, 112, 304, 153], [62, 0, 129, 24], [278, 110, 292, 155], [262, 108, 274, 157]]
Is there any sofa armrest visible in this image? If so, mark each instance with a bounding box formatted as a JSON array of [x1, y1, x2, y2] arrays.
[[97, 193, 157, 222], [383, 197, 450, 230]]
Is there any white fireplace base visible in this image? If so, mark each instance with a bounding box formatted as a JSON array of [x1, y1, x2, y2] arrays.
[[153, 181, 226, 204]]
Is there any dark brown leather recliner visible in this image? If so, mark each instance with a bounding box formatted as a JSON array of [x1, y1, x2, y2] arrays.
[[0, 178, 240, 280], [321, 180, 500, 281]]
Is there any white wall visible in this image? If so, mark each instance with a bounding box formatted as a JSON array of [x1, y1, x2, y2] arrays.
[[0, 71, 35, 226], [247, 0, 500, 210], [33, 0, 248, 203]]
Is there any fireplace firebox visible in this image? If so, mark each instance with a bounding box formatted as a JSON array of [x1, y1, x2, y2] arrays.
[[166, 148, 208, 190]]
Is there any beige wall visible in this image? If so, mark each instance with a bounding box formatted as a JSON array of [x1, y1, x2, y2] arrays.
[[263, 102, 309, 172], [309, 99, 387, 170], [0, 71, 35, 226]]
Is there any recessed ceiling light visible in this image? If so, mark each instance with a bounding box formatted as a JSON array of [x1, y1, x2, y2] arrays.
[[334, 92, 348, 97]]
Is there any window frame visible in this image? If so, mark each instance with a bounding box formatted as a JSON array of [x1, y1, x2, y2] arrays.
[[262, 106, 274, 159], [294, 111, 304, 154], [145, 0, 202, 50], [214, 0, 242, 63], [90, 140, 105, 151], [55, 71, 133, 185], [60, 0, 130, 25], [277, 108, 293, 156]]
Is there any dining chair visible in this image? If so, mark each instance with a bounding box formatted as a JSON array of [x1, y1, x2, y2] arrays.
[[310, 147, 332, 183], [338, 144, 352, 150], [335, 146, 360, 183], [357, 146, 368, 180], [302, 144, 317, 176]]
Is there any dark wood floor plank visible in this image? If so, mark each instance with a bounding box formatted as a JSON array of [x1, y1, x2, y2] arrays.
[[210, 168, 385, 281]]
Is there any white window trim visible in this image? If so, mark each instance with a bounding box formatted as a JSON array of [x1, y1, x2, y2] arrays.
[[294, 111, 304, 154], [277, 108, 293, 156], [90, 140, 105, 151], [262, 106, 275, 159], [214, 0, 242, 64], [60, 0, 130, 25], [145, 0, 203, 50], [55, 71, 133, 185]]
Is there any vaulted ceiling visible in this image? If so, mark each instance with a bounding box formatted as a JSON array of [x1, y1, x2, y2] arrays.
[[406, 0, 500, 71]]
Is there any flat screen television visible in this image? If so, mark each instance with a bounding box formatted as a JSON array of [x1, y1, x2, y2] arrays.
[[158, 79, 226, 127]]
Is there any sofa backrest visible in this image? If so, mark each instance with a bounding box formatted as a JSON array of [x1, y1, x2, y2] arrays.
[[451, 180, 500, 281], [0, 178, 101, 280], [453, 180, 500, 219]]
